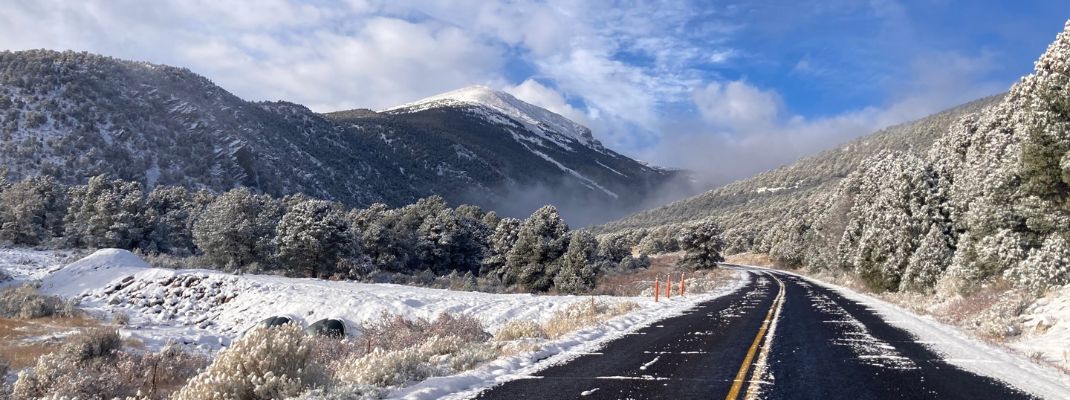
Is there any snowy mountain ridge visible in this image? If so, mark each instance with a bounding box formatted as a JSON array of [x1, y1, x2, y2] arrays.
[[385, 85, 602, 150]]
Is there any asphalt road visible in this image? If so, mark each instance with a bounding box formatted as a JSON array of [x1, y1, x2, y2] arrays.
[[474, 266, 1037, 400]]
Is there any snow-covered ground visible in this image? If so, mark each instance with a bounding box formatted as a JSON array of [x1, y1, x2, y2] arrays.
[[764, 267, 1070, 400], [1013, 284, 1070, 371], [2, 249, 747, 380]]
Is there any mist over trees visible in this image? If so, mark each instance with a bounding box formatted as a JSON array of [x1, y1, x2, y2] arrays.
[[0, 174, 657, 294]]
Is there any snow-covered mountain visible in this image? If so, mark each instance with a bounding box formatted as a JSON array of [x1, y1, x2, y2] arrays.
[[385, 85, 601, 149], [0, 50, 688, 224]]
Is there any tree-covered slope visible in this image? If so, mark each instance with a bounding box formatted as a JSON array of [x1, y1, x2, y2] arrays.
[[603, 20, 1070, 294]]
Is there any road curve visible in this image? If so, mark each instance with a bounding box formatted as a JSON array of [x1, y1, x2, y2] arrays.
[[473, 267, 1039, 400]]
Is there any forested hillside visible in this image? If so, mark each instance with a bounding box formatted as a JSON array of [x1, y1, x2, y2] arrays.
[[600, 21, 1070, 295], [0, 174, 656, 294], [0, 51, 681, 225]]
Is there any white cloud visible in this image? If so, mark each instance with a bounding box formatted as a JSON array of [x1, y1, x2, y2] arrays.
[[692, 81, 782, 131], [504, 79, 591, 128], [650, 49, 1006, 187]]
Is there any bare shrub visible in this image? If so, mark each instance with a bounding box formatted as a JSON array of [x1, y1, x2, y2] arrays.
[[63, 328, 122, 362], [12, 333, 207, 399], [493, 320, 547, 341], [936, 280, 1032, 340], [0, 269, 10, 283], [174, 323, 325, 400], [0, 284, 79, 319], [543, 299, 639, 339]]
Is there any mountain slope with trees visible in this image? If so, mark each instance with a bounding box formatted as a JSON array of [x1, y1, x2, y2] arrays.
[[0, 50, 683, 226], [600, 21, 1070, 295]]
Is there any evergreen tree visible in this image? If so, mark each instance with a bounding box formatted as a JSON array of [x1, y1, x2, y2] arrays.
[[142, 186, 198, 255], [482, 217, 520, 278], [276, 199, 354, 277], [0, 175, 66, 245], [192, 188, 282, 271], [505, 205, 570, 291], [553, 230, 599, 293], [64, 175, 145, 249], [900, 224, 954, 292], [678, 220, 725, 270]]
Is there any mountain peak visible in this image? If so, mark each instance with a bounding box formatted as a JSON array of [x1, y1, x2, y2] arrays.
[[385, 85, 599, 147]]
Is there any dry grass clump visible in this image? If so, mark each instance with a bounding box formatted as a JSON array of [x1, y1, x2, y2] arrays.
[[63, 328, 122, 362], [931, 280, 1032, 340], [543, 299, 639, 339], [360, 312, 490, 351], [324, 312, 496, 392], [174, 323, 324, 400], [0, 284, 79, 319], [12, 329, 208, 399], [335, 335, 496, 387], [493, 320, 547, 342]]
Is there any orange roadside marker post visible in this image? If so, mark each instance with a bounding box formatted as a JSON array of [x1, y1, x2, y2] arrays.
[[654, 276, 660, 302], [679, 274, 685, 296], [666, 275, 672, 299]]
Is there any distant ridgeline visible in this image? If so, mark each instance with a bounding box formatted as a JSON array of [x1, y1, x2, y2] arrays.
[[0, 174, 662, 293], [0, 51, 686, 226], [599, 20, 1070, 295]]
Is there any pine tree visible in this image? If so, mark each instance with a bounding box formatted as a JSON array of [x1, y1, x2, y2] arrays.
[[678, 220, 725, 270], [192, 188, 282, 271], [554, 230, 599, 293], [0, 175, 66, 245], [900, 224, 953, 292], [142, 186, 198, 255], [63, 175, 145, 249], [275, 199, 354, 277], [482, 217, 520, 278], [505, 205, 570, 291]]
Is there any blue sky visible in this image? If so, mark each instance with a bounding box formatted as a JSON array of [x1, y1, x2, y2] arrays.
[[1, 0, 1067, 183]]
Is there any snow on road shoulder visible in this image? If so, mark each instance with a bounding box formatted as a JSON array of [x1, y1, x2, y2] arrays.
[[1013, 284, 1070, 372], [768, 267, 1070, 400], [389, 271, 750, 400]]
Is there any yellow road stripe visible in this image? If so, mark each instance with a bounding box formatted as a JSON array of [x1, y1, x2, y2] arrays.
[[725, 272, 786, 400]]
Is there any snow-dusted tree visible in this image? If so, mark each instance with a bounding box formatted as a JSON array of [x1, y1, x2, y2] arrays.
[[900, 223, 954, 292], [0, 175, 66, 245], [142, 185, 198, 255], [275, 199, 354, 277], [414, 207, 487, 275], [505, 205, 570, 291], [192, 188, 282, 271], [554, 230, 599, 293], [481, 217, 520, 277], [636, 225, 679, 254], [1005, 234, 1070, 293], [596, 233, 632, 264], [678, 219, 725, 270], [63, 175, 145, 249]]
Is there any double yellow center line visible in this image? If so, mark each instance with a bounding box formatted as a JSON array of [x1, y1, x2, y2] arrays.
[[725, 272, 786, 400]]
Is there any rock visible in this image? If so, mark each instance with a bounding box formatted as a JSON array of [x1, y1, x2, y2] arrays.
[[305, 318, 346, 338]]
